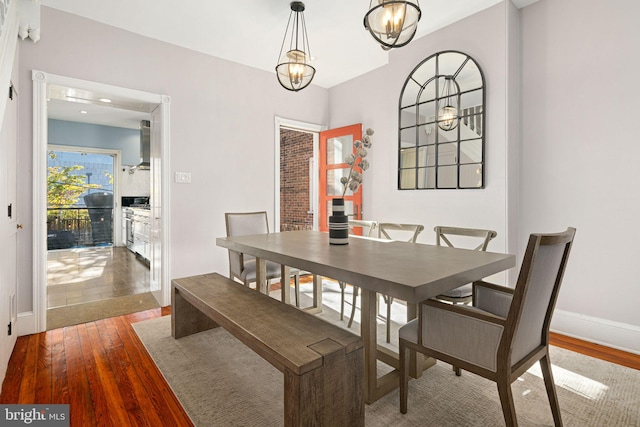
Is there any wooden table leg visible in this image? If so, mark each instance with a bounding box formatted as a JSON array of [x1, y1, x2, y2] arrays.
[[281, 265, 291, 304], [256, 257, 267, 294], [360, 288, 377, 404], [360, 289, 398, 403], [359, 290, 433, 404], [313, 274, 323, 312], [302, 274, 324, 314]]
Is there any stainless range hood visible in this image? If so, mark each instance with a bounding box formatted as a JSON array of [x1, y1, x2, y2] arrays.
[[133, 120, 151, 170]]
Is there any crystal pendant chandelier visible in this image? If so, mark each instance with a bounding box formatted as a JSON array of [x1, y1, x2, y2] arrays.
[[364, 0, 421, 50], [276, 2, 316, 92], [437, 76, 459, 131]]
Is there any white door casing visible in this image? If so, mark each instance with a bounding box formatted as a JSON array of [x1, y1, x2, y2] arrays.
[[29, 70, 172, 334], [150, 102, 171, 304]]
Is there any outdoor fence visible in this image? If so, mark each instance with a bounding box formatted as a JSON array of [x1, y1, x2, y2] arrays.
[[47, 207, 113, 249]]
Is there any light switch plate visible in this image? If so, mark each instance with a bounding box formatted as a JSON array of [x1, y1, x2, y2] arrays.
[[175, 172, 191, 184]]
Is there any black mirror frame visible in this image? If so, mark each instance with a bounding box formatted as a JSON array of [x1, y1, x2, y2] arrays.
[[397, 50, 486, 190]]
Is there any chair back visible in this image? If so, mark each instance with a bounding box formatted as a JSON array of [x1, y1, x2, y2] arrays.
[[502, 228, 576, 366], [434, 226, 497, 251], [224, 211, 270, 278], [377, 223, 424, 242], [348, 220, 378, 237]]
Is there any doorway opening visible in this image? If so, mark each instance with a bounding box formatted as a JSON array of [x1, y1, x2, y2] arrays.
[[274, 117, 324, 231], [30, 70, 171, 334], [47, 147, 117, 249], [279, 128, 315, 231], [44, 145, 155, 328]]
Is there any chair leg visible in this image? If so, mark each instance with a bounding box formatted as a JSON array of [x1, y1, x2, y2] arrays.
[[386, 296, 393, 343], [453, 365, 461, 376], [399, 342, 410, 414], [294, 273, 300, 308], [496, 380, 517, 427], [347, 286, 359, 328], [539, 354, 563, 427], [341, 282, 345, 320]]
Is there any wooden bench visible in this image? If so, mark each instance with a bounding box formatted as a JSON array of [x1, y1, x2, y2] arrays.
[[171, 272, 364, 426]]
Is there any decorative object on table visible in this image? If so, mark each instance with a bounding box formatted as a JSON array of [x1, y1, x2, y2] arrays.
[[275, 1, 316, 92], [329, 128, 375, 245], [364, 0, 422, 51], [328, 198, 349, 245]]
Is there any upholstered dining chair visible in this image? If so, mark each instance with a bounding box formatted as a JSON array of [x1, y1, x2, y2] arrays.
[[399, 228, 576, 427], [347, 222, 424, 343], [224, 211, 301, 306], [337, 220, 378, 322], [433, 226, 497, 305]]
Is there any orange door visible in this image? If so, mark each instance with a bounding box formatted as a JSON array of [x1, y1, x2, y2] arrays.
[[318, 124, 363, 232]]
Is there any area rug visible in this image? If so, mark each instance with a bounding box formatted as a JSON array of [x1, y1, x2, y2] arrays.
[[133, 302, 640, 426], [47, 292, 159, 329]]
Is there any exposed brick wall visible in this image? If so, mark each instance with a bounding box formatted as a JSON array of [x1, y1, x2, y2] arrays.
[[280, 129, 314, 232]]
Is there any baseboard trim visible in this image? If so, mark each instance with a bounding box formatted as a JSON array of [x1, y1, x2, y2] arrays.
[[551, 309, 640, 355], [17, 311, 36, 337]]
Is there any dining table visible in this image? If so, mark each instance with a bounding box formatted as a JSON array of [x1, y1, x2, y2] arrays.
[[216, 230, 515, 404]]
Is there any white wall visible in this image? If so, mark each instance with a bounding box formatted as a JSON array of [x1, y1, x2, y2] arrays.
[[15, 7, 329, 314], [520, 0, 640, 352], [328, 4, 513, 285], [48, 119, 140, 165]]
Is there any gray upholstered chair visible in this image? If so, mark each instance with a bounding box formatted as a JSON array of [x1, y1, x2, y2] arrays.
[[433, 226, 497, 305], [337, 220, 378, 321], [399, 228, 576, 427], [224, 211, 300, 306]]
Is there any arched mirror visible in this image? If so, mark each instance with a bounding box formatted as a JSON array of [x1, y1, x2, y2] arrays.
[[398, 51, 485, 189]]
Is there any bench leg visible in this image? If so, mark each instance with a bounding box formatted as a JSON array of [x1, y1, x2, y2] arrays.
[[283, 339, 364, 427], [172, 285, 219, 339]]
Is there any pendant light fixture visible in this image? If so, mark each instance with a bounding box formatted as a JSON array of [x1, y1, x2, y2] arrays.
[[276, 2, 315, 92], [437, 76, 459, 131], [364, 0, 421, 50]]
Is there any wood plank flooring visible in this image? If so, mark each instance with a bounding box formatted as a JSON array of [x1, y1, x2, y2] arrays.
[[1, 307, 638, 426], [1, 307, 193, 427], [549, 332, 640, 371]]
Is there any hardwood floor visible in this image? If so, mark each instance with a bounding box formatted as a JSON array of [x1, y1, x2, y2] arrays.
[[0, 307, 193, 427], [550, 332, 640, 371], [1, 306, 638, 426]]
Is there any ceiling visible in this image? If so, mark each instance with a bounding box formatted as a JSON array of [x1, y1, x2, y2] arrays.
[[41, 0, 537, 129]]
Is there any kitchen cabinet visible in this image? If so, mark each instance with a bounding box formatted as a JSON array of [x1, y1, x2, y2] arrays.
[[122, 207, 131, 248], [131, 208, 151, 262]]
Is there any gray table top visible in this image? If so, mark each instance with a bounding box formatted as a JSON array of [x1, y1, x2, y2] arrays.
[[217, 230, 516, 303]]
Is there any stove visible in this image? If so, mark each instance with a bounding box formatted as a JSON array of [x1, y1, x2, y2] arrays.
[[122, 197, 149, 251], [122, 196, 149, 207]]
